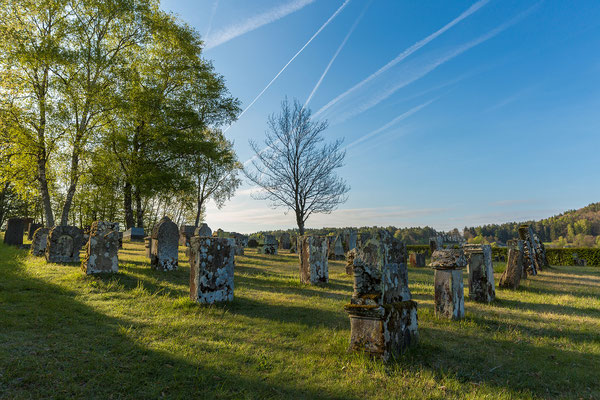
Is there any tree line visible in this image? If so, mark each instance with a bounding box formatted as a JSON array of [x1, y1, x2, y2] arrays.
[[0, 0, 241, 230]]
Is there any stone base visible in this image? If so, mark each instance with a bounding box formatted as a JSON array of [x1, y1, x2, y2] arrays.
[[434, 268, 464, 320], [189, 237, 235, 304], [345, 301, 418, 361]]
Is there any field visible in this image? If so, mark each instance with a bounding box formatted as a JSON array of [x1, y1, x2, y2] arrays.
[[1, 241, 599, 399]]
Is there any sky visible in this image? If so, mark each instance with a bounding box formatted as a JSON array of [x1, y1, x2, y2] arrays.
[[160, 0, 600, 234]]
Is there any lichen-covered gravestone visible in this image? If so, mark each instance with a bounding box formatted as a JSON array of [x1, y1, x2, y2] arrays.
[[298, 236, 328, 284], [518, 225, 541, 276], [345, 248, 357, 275], [463, 244, 495, 303], [82, 221, 119, 274], [279, 232, 291, 250], [4, 218, 27, 246], [30, 227, 50, 256], [196, 223, 212, 237], [342, 229, 358, 253], [258, 235, 278, 255], [189, 236, 235, 304], [46, 226, 84, 263], [344, 230, 418, 360], [431, 249, 466, 320], [150, 216, 179, 271], [429, 236, 443, 254], [499, 240, 524, 289]]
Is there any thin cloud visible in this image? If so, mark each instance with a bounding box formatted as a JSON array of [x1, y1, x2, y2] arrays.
[[314, 0, 490, 119], [303, 0, 372, 110], [205, 0, 220, 38], [205, 0, 318, 49], [226, 0, 351, 132]]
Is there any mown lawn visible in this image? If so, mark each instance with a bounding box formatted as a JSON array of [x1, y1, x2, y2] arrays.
[[0, 240, 599, 399]]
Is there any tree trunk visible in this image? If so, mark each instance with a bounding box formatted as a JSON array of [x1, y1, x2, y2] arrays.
[[124, 181, 134, 229], [60, 148, 81, 226], [135, 186, 143, 228], [195, 194, 205, 227], [37, 157, 55, 227], [296, 211, 305, 236]]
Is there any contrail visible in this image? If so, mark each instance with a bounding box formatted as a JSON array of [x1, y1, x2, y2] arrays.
[[314, 0, 490, 118], [205, 0, 220, 39], [319, 2, 542, 124], [303, 0, 372, 110], [226, 0, 351, 133], [344, 98, 437, 150], [205, 0, 317, 49]]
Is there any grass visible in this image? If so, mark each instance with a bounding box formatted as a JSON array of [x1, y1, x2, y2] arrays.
[[0, 240, 599, 399]]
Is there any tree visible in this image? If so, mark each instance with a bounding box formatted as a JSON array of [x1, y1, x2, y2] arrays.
[[245, 98, 349, 235]]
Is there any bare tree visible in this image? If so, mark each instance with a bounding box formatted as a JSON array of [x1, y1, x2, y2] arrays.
[[245, 98, 349, 235]]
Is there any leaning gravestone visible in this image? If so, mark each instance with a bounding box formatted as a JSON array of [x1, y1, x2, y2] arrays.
[[298, 235, 328, 284], [518, 225, 540, 275], [431, 249, 466, 320], [463, 244, 495, 303], [150, 217, 179, 271], [46, 226, 84, 263], [4, 218, 27, 246], [123, 227, 145, 242], [30, 227, 50, 256], [258, 235, 278, 255], [279, 232, 291, 250], [499, 240, 524, 289], [82, 221, 119, 274], [344, 230, 418, 360], [189, 236, 235, 304], [27, 223, 43, 240]]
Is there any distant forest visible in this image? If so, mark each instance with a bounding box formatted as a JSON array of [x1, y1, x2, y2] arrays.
[[256, 202, 600, 248]]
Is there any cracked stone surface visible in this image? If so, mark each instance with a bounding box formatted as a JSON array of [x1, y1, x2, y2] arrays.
[[46, 226, 84, 263], [82, 221, 119, 274], [298, 236, 329, 285], [463, 244, 495, 303], [30, 227, 50, 257], [150, 216, 179, 271], [189, 237, 235, 304]]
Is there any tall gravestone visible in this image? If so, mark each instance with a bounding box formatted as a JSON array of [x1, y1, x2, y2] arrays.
[[431, 249, 466, 320], [429, 236, 443, 255], [189, 236, 235, 304], [46, 226, 84, 263], [289, 235, 297, 253], [150, 216, 179, 271], [179, 225, 195, 246], [82, 221, 119, 274], [463, 244, 495, 303], [344, 230, 418, 360], [518, 225, 539, 276], [332, 235, 345, 260], [298, 236, 328, 284], [4, 218, 26, 246], [279, 232, 291, 250], [258, 235, 278, 255], [196, 223, 212, 237], [30, 227, 50, 256], [345, 248, 357, 275], [342, 229, 358, 253], [499, 240, 524, 289]]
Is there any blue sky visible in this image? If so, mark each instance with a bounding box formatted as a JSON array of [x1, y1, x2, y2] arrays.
[[160, 0, 600, 234]]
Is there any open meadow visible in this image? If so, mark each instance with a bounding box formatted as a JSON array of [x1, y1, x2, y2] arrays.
[[1, 241, 599, 399]]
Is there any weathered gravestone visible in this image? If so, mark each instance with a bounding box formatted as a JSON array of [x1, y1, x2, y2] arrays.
[[345, 248, 357, 275], [196, 223, 212, 237], [518, 224, 546, 275], [179, 225, 195, 246], [123, 227, 145, 242], [429, 236, 443, 254], [298, 236, 328, 284], [189, 236, 235, 304], [463, 244, 495, 303], [341, 229, 358, 253], [150, 217, 179, 271], [27, 223, 43, 240], [289, 235, 297, 253], [431, 249, 466, 320], [258, 234, 278, 255], [4, 218, 27, 246], [332, 235, 345, 260], [46, 226, 84, 263], [247, 238, 258, 248], [82, 221, 119, 274], [499, 240, 524, 289], [30, 227, 50, 256], [279, 232, 291, 250], [344, 230, 418, 360], [409, 253, 426, 268]]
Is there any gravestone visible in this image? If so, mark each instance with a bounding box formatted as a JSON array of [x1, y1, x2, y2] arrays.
[[332, 235, 345, 260], [144, 236, 151, 258], [4, 218, 26, 246], [431, 249, 466, 320], [46, 226, 84, 263], [409, 253, 426, 268], [463, 244, 495, 303], [258, 234, 278, 255], [344, 231, 418, 360], [499, 240, 524, 289], [247, 238, 258, 248], [279, 232, 291, 250], [27, 223, 43, 240], [189, 236, 235, 304], [289, 235, 297, 253], [342, 229, 358, 253], [150, 216, 179, 271], [195, 223, 212, 237], [30, 227, 50, 256], [82, 221, 119, 274], [429, 236, 443, 254], [345, 248, 357, 275], [179, 225, 195, 246], [298, 235, 328, 284], [123, 227, 145, 242]]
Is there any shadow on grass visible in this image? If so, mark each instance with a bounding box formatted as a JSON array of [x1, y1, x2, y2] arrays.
[[0, 244, 355, 399]]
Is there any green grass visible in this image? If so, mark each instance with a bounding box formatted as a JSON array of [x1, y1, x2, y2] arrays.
[[0, 241, 599, 399]]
